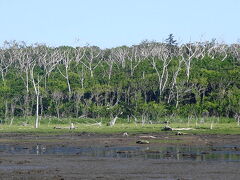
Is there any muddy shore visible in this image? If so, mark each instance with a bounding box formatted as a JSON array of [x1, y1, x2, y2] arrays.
[[0, 133, 240, 180]]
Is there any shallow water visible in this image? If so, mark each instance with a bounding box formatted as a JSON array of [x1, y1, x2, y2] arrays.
[[0, 144, 240, 161]]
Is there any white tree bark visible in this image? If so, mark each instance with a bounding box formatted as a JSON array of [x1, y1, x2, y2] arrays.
[[80, 46, 102, 78], [30, 64, 40, 128], [150, 44, 171, 97], [57, 50, 72, 98]]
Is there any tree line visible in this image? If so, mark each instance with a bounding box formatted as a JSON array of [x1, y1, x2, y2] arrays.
[[0, 38, 240, 127]]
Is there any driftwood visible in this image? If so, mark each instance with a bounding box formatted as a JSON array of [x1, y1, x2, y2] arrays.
[[172, 128, 194, 131], [21, 122, 29, 126], [53, 126, 78, 130], [53, 123, 77, 130], [162, 126, 194, 131], [136, 140, 149, 144], [54, 127, 67, 129], [53, 127, 68, 129], [107, 112, 123, 126], [108, 116, 118, 126], [161, 126, 173, 131], [139, 135, 156, 139], [86, 122, 102, 126], [175, 131, 187, 135]]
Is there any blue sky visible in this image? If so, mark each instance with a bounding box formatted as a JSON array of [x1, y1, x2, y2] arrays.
[[0, 0, 239, 48]]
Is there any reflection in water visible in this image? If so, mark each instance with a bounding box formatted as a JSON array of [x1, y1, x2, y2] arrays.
[[0, 144, 240, 161]]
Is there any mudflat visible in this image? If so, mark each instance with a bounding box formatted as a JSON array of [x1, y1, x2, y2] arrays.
[[0, 133, 240, 180]]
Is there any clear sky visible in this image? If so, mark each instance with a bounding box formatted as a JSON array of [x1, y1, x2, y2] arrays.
[[0, 0, 239, 48]]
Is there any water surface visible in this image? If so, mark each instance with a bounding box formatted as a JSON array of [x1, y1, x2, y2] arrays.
[[0, 144, 240, 162]]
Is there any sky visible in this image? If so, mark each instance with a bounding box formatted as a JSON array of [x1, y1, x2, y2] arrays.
[[0, 0, 240, 48]]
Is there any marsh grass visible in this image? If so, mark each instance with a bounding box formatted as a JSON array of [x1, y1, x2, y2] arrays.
[[0, 119, 239, 135]]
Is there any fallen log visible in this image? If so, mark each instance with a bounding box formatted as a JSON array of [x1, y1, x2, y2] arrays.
[[161, 126, 173, 131], [136, 140, 150, 144], [53, 124, 77, 130], [172, 128, 194, 131], [139, 135, 156, 139]]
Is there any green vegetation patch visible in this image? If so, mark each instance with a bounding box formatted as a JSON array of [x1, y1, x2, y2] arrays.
[[0, 121, 239, 135]]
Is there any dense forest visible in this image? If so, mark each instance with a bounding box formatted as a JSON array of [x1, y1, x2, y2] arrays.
[[0, 36, 240, 126]]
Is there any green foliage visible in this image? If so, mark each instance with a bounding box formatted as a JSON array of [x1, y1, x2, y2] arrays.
[[0, 42, 239, 122]]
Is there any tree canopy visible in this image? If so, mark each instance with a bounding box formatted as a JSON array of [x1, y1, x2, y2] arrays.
[[0, 39, 239, 123]]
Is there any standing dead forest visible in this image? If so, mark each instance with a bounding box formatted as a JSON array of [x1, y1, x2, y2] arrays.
[[0, 37, 240, 127]]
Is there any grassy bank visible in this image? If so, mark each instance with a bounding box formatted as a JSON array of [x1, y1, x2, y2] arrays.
[[0, 119, 239, 135]]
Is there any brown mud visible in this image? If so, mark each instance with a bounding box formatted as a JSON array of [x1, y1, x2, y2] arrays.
[[0, 133, 240, 180]]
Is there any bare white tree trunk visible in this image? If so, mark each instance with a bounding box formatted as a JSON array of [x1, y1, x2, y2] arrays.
[[35, 89, 39, 128], [180, 42, 202, 82], [57, 51, 72, 98], [80, 46, 102, 78], [129, 47, 142, 77], [30, 64, 40, 128], [150, 52, 171, 97], [167, 58, 183, 104], [109, 112, 123, 126]]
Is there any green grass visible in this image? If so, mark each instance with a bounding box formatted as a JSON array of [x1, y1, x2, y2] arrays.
[[0, 116, 239, 135], [173, 122, 240, 135], [0, 121, 239, 135]]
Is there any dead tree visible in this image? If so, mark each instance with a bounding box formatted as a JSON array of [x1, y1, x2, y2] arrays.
[[39, 48, 62, 89], [28, 45, 47, 128], [30, 63, 40, 128], [57, 50, 72, 98], [128, 46, 143, 77], [229, 44, 240, 61], [105, 49, 115, 82], [150, 43, 171, 97], [75, 47, 86, 88], [108, 112, 123, 126], [180, 42, 202, 82], [52, 91, 64, 118], [0, 48, 13, 82], [234, 113, 240, 126], [167, 57, 184, 106], [114, 47, 128, 68], [80, 46, 102, 78]]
